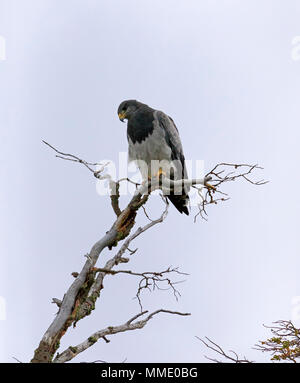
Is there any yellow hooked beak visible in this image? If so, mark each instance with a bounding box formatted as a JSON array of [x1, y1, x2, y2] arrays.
[[118, 111, 126, 122]]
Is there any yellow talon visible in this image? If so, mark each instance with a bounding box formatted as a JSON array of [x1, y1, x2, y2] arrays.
[[157, 168, 166, 178], [205, 182, 216, 191], [148, 168, 166, 180]]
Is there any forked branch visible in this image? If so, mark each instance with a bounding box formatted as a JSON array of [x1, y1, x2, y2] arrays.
[[54, 309, 190, 363]]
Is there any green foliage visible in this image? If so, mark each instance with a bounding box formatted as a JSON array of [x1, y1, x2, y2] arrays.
[[257, 321, 300, 363]]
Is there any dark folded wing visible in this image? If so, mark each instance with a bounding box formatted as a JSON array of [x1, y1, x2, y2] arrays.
[[156, 111, 190, 215]]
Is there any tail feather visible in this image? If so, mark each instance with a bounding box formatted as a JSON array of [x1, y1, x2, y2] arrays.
[[167, 194, 189, 215]]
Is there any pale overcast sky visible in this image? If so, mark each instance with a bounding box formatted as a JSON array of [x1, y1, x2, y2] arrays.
[[0, 0, 300, 363]]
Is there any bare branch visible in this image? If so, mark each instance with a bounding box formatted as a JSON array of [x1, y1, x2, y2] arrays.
[[54, 309, 190, 363], [194, 163, 267, 222], [196, 336, 253, 363], [42, 140, 107, 176], [87, 198, 169, 305], [51, 298, 62, 308], [80, 359, 107, 363], [95, 266, 188, 311], [12, 357, 22, 363]]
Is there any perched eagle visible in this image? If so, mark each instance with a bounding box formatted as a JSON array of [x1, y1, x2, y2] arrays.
[[117, 100, 190, 215]]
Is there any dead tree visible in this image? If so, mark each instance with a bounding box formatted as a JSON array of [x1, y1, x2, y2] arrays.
[[30, 142, 266, 363]]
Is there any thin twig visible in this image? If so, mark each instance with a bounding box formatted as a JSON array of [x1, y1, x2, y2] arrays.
[[196, 336, 252, 363]]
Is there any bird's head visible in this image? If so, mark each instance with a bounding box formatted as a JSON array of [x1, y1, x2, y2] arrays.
[[117, 100, 144, 122]]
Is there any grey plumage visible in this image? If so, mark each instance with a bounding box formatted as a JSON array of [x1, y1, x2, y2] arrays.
[[118, 100, 190, 215]]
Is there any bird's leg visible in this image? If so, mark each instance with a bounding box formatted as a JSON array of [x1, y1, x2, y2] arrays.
[[147, 167, 166, 181], [148, 167, 166, 180], [145, 168, 167, 192], [156, 167, 166, 179], [205, 182, 216, 191], [155, 167, 167, 188]]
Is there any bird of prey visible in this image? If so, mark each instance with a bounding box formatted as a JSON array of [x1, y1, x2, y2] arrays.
[[117, 100, 190, 215]]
